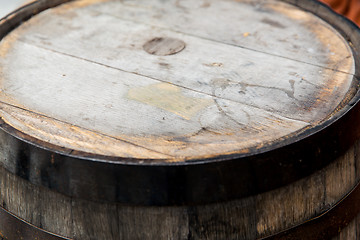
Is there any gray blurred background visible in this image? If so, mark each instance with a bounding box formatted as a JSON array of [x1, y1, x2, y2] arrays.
[[1, 0, 27, 18]]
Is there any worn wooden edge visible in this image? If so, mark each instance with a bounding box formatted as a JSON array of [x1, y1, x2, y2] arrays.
[[262, 180, 360, 240], [0, 0, 358, 165], [2, 182, 360, 240], [1, 181, 360, 240], [0, 0, 74, 33], [0, 90, 359, 206], [0, 0, 359, 205], [0, 207, 71, 240], [0, 144, 360, 240]]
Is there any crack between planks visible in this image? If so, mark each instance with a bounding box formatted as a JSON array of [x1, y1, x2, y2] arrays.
[[21, 40, 311, 126], [0, 99, 174, 159], [91, 8, 357, 77]]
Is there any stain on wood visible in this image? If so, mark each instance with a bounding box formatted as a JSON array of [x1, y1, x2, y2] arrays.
[[143, 37, 186, 56], [0, 0, 355, 160], [0, 102, 169, 159], [0, 0, 359, 239], [127, 83, 212, 120]]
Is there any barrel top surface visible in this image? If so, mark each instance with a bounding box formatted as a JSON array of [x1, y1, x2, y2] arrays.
[[0, 0, 356, 162]]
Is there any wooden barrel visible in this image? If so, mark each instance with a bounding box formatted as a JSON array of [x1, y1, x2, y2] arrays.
[[0, 0, 360, 239]]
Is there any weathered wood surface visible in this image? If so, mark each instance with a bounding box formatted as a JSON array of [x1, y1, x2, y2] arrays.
[[0, 0, 355, 160], [0, 133, 359, 240], [0, 0, 360, 239]]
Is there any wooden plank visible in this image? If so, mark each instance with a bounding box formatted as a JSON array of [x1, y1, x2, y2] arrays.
[[0, 0, 355, 159], [255, 165, 325, 238], [0, 1, 360, 239], [0, 101, 171, 159], [255, 140, 360, 238], [325, 141, 356, 205], [71, 200, 119, 240], [0, 139, 359, 239], [187, 197, 257, 239], [117, 206, 189, 240], [13, 2, 354, 123], [79, 0, 355, 72], [0, 38, 311, 159]]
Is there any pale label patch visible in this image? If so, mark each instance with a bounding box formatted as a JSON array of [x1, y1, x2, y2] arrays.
[[127, 83, 213, 120]]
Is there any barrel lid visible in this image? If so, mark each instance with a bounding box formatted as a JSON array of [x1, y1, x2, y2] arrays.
[[0, 0, 356, 162], [0, 0, 359, 205]]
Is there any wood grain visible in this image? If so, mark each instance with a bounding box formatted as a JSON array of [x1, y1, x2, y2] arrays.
[[0, 0, 359, 239], [0, 138, 359, 239], [0, 0, 355, 160]]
